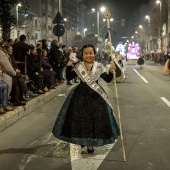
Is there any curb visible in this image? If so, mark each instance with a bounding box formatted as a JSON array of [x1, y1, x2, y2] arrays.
[[0, 83, 68, 132]]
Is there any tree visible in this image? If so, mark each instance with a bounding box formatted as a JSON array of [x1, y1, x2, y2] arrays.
[[0, 0, 29, 41]]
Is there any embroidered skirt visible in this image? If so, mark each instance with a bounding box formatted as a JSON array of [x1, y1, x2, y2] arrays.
[[52, 83, 120, 147]]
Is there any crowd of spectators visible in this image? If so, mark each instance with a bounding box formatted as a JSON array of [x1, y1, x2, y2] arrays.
[[0, 34, 83, 114], [2, 34, 169, 115]]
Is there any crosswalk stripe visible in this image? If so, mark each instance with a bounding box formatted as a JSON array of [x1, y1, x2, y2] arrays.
[[70, 143, 115, 170]]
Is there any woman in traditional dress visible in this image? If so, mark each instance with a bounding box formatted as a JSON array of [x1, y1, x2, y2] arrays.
[[137, 55, 145, 69], [52, 44, 120, 153], [163, 56, 170, 74]]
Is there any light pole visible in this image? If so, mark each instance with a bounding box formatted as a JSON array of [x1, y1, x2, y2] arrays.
[[84, 28, 87, 37], [16, 3, 21, 38], [139, 25, 143, 29], [91, 7, 106, 52], [145, 15, 151, 54], [138, 25, 146, 54], [156, 0, 162, 52], [145, 15, 150, 26], [64, 18, 68, 46]]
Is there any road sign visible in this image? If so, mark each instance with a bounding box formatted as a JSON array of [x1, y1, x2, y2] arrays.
[[53, 12, 64, 24], [53, 25, 65, 36]]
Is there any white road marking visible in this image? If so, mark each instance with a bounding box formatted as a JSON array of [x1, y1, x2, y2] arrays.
[[57, 94, 65, 96], [70, 143, 116, 170], [161, 97, 170, 107], [133, 69, 148, 83]]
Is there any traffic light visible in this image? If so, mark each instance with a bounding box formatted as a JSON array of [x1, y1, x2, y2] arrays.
[[24, 12, 28, 17]]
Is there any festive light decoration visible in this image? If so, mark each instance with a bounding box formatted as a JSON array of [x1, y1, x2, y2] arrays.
[[127, 42, 140, 59]]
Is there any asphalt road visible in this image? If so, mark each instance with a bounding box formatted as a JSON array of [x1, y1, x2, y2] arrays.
[[0, 61, 170, 170]]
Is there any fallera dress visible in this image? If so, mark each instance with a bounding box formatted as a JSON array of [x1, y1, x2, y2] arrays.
[[52, 61, 120, 147]]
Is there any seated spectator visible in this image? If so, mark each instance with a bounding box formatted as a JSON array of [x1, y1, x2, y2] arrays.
[[7, 38, 14, 46], [0, 80, 14, 114], [41, 49, 56, 89], [7, 45, 38, 98], [1, 41, 35, 106], [0, 46, 16, 112], [27, 45, 47, 94], [36, 41, 43, 62]]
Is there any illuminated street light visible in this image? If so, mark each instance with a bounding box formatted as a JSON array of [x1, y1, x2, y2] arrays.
[[139, 25, 143, 29], [100, 7, 106, 12], [145, 15, 151, 53], [16, 3, 22, 38], [145, 15, 150, 25], [91, 6, 106, 52], [84, 28, 87, 37], [135, 31, 138, 34], [110, 18, 114, 22], [156, 0, 162, 52], [64, 18, 68, 46], [92, 8, 95, 11], [156, 0, 161, 4], [103, 18, 113, 22], [91, 6, 106, 36]]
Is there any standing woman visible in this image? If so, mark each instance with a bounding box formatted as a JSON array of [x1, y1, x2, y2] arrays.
[[52, 44, 120, 153]]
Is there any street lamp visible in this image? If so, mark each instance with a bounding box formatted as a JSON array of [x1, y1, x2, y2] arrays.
[[139, 25, 143, 29], [91, 7, 106, 53], [91, 7, 106, 38], [156, 0, 162, 52], [84, 28, 87, 37], [16, 3, 21, 38], [145, 15, 151, 53], [145, 15, 150, 26], [64, 18, 68, 46]]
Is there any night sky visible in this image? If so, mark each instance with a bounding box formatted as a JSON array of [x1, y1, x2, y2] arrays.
[[84, 0, 150, 17], [82, 0, 151, 45]]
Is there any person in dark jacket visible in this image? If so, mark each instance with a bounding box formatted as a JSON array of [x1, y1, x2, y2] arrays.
[[27, 45, 46, 94], [7, 45, 38, 99], [49, 39, 61, 83], [12, 34, 28, 74], [41, 49, 56, 89]]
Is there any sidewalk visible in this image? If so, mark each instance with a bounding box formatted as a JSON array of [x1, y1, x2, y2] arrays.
[[0, 83, 68, 133]]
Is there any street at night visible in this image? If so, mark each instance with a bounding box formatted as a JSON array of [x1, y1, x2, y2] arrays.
[[0, 61, 170, 170], [1, 0, 170, 169]]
